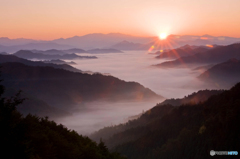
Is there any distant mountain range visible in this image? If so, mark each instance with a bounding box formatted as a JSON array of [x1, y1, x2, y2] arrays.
[[155, 45, 213, 59], [51, 33, 154, 49], [32, 48, 123, 54], [0, 54, 82, 73], [0, 42, 73, 53], [111, 40, 144, 50], [63, 48, 88, 53], [87, 48, 123, 53], [154, 43, 240, 68], [13, 50, 97, 60], [31, 49, 68, 55], [42, 59, 77, 65], [1, 33, 240, 52]]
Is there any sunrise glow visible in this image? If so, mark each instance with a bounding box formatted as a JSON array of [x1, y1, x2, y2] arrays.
[[1, 0, 240, 39], [159, 33, 168, 40]]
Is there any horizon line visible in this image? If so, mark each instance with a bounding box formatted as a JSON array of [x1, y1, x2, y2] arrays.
[[1, 33, 240, 41]]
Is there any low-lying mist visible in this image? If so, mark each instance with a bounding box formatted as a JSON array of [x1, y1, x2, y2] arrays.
[[55, 100, 161, 135], [55, 51, 220, 135], [69, 51, 215, 98]]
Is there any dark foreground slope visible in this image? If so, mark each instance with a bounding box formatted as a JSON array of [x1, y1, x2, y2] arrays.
[[2, 88, 70, 118], [91, 89, 222, 147], [93, 83, 240, 159], [0, 84, 126, 159]]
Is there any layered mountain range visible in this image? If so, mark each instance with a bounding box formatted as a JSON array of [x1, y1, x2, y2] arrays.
[[154, 43, 240, 68], [1, 33, 240, 52], [13, 50, 97, 60], [155, 45, 214, 59], [0, 55, 163, 118]]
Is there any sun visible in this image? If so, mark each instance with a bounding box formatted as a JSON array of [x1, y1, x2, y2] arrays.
[[159, 33, 168, 40]]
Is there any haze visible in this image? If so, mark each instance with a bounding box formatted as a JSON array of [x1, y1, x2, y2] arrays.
[[56, 51, 214, 135]]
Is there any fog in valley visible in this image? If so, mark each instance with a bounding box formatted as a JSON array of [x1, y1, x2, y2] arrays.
[[56, 101, 160, 135], [71, 51, 210, 98], [53, 51, 216, 135]]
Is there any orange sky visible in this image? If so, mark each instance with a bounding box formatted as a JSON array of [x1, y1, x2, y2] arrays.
[[1, 0, 240, 40]]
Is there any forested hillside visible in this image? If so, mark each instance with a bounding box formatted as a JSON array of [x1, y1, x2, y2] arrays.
[[92, 83, 240, 159], [91, 89, 223, 146], [112, 83, 240, 158], [0, 83, 126, 159]]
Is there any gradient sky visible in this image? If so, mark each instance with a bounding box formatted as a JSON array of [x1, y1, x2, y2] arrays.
[[1, 0, 240, 40]]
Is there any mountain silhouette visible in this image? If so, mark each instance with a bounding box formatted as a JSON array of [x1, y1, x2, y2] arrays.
[[111, 40, 143, 50], [0, 54, 81, 73], [14, 50, 97, 60], [31, 49, 68, 55], [63, 48, 88, 53], [198, 58, 240, 88], [0, 62, 163, 112], [42, 59, 76, 65], [87, 48, 123, 53], [1, 34, 240, 52], [155, 45, 211, 59], [154, 43, 240, 68]]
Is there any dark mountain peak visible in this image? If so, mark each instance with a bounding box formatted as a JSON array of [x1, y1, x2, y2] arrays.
[[0, 52, 8, 55], [120, 40, 131, 44], [198, 58, 240, 88], [107, 33, 134, 37], [0, 54, 81, 73], [108, 33, 124, 35], [202, 34, 214, 37], [155, 43, 240, 68], [46, 49, 59, 51], [15, 50, 33, 54], [0, 37, 10, 40], [87, 48, 123, 53], [227, 58, 239, 63], [56, 37, 65, 40], [181, 44, 191, 48], [43, 59, 77, 65], [72, 35, 80, 38], [65, 48, 85, 51], [13, 50, 97, 60], [63, 48, 87, 54]]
